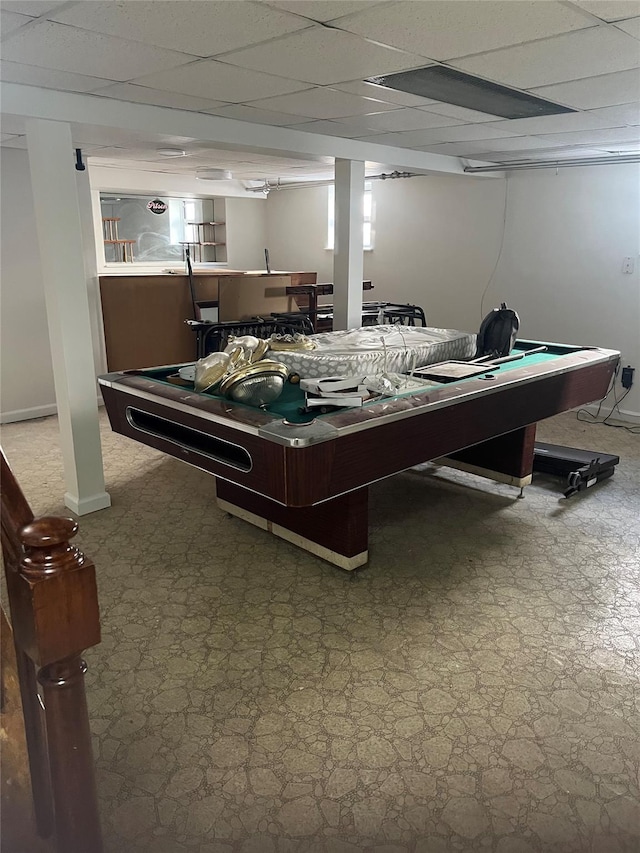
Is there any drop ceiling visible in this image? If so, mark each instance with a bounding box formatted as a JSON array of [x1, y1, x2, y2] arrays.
[[0, 0, 638, 175]]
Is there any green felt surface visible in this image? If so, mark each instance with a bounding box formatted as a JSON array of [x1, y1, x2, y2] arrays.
[[140, 344, 572, 425]]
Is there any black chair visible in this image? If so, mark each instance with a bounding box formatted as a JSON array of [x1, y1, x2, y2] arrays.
[[186, 315, 314, 359], [361, 302, 427, 327], [382, 303, 427, 327], [269, 312, 315, 336]]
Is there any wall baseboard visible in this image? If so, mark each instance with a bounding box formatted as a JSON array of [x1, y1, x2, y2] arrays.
[[577, 402, 640, 426], [0, 403, 57, 424], [1, 398, 105, 424]]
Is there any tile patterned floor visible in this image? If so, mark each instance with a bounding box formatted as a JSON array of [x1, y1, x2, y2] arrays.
[[1, 411, 638, 853]]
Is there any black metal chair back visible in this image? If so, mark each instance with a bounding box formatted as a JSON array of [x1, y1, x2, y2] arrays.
[[188, 315, 314, 359]]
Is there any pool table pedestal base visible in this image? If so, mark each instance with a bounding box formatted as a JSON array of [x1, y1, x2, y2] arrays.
[[216, 480, 369, 571], [216, 425, 537, 570], [438, 424, 537, 489]]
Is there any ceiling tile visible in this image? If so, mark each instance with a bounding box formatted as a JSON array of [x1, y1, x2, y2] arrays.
[[594, 140, 640, 150], [218, 26, 427, 86], [133, 60, 310, 102], [465, 135, 560, 152], [335, 108, 464, 133], [91, 83, 228, 112], [0, 20, 196, 80], [532, 69, 640, 109], [0, 1, 67, 16], [587, 101, 640, 125], [1, 10, 32, 35], [408, 124, 520, 144], [0, 59, 112, 92], [0, 135, 27, 148], [454, 27, 640, 89], [68, 125, 176, 147], [286, 119, 377, 137], [202, 104, 311, 126], [332, 0, 595, 61], [482, 111, 622, 134], [489, 146, 614, 160], [413, 141, 508, 157], [0, 136, 113, 154], [614, 16, 640, 38], [0, 114, 25, 134], [570, 2, 640, 22], [533, 126, 640, 145], [247, 87, 400, 119], [419, 103, 501, 123], [333, 78, 439, 107], [266, 1, 387, 23], [50, 1, 309, 58], [449, 144, 616, 162], [358, 126, 513, 148]]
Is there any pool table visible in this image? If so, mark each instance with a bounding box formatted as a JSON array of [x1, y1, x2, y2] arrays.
[[99, 339, 619, 570]]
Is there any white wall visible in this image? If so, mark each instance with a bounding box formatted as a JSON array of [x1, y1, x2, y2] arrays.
[[266, 166, 640, 419], [491, 166, 640, 421], [266, 186, 334, 282], [0, 152, 268, 421], [225, 197, 268, 270], [3, 151, 638, 421], [485, 165, 640, 352], [364, 176, 507, 332], [267, 176, 509, 329], [0, 147, 57, 422]]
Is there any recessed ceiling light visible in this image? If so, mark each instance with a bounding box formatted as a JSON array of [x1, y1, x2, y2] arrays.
[[196, 168, 233, 181], [157, 147, 187, 157]]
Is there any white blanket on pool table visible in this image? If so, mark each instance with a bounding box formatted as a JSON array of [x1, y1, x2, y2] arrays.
[[274, 325, 476, 379]]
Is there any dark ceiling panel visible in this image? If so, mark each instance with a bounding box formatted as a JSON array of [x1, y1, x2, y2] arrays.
[[368, 66, 576, 120]]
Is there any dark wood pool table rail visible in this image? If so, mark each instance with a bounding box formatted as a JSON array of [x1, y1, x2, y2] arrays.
[[99, 341, 619, 568]]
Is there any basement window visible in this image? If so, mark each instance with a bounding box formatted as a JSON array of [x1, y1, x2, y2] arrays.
[[327, 182, 374, 251]]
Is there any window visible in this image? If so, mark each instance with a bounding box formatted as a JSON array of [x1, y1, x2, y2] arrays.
[[99, 194, 224, 264], [327, 182, 374, 251]]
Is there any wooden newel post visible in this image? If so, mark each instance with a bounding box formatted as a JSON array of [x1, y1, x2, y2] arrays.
[[17, 516, 103, 853]]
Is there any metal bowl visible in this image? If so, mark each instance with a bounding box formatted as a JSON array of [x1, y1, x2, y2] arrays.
[[219, 360, 289, 407]]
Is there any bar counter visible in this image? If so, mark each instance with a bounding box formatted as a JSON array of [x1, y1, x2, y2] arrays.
[[99, 270, 316, 370]]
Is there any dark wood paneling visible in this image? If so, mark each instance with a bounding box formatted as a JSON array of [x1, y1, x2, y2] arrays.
[[101, 386, 289, 503], [101, 355, 617, 508], [217, 480, 368, 558], [316, 360, 616, 500], [447, 424, 537, 478]]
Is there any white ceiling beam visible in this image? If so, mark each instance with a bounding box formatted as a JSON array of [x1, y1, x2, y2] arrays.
[[0, 82, 499, 178]]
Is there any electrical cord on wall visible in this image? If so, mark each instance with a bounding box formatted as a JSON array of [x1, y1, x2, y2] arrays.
[[576, 363, 640, 433], [480, 175, 510, 319]]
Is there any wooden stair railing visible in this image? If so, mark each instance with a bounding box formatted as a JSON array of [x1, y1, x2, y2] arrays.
[[1, 448, 103, 853]]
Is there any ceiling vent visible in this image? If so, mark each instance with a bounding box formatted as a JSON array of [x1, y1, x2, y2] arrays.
[[196, 168, 233, 181], [367, 66, 575, 120]]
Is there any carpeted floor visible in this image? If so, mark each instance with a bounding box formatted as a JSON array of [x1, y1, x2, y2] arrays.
[[1, 410, 638, 853]]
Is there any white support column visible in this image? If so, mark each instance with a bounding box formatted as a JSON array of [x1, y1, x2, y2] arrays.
[[333, 158, 364, 331], [26, 119, 110, 515], [76, 163, 107, 378]]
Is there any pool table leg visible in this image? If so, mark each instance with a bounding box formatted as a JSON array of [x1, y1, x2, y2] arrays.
[[215, 480, 369, 571], [438, 424, 536, 489]]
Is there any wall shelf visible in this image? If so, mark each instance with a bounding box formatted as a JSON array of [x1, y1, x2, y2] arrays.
[[102, 218, 135, 262], [181, 221, 225, 263]]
